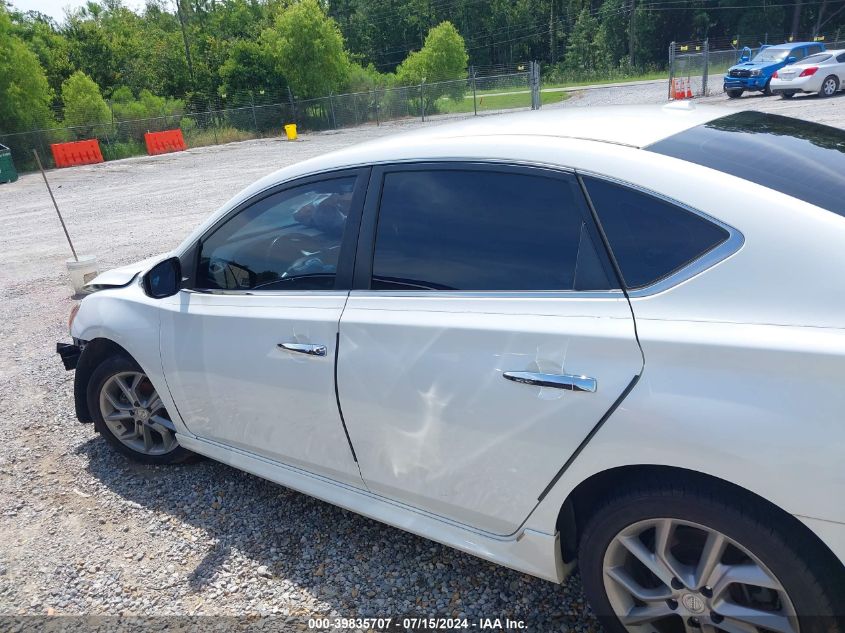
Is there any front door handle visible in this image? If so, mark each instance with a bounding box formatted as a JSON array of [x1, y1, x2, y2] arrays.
[[503, 371, 597, 393], [277, 342, 327, 357]]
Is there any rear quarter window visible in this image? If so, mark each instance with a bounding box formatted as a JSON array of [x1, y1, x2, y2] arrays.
[[583, 177, 729, 290]]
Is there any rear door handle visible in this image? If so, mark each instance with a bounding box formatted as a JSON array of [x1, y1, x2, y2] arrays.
[[277, 342, 327, 357], [503, 371, 597, 393]]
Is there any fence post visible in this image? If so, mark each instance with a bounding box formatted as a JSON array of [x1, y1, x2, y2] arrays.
[[421, 79, 426, 122], [374, 89, 380, 126], [530, 61, 541, 110], [287, 86, 297, 122], [329, 92, 337, 128], [250, 92, 259, 135], [470, 66, 478, 116], [702, 39, 709, 97], [668, 41, 676, 100]]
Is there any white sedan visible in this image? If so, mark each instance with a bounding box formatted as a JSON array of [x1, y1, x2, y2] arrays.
[[771, 49, 845, 97], [58, 104, 845, 631]]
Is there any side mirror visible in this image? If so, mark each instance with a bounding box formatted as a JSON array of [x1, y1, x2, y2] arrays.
[[143, 256, 182, 299], [787, 56, 797, 64]]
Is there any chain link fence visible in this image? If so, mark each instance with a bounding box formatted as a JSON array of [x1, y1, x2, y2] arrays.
[[0, 66, 537, 173], [670, 35, 845, 98]]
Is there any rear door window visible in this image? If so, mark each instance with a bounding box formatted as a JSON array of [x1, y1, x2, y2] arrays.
[[370, 167, 613, 291], [583, 177, 729, 290]]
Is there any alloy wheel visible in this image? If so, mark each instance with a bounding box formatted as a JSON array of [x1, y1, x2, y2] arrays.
[[822, 77, 838, 97], [99, 371, 178, 455], [603, 518, 799, 633]]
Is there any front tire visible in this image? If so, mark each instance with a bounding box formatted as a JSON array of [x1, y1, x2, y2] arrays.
[[88, 354, 195, 464], [820, 75, 839, 98], [578, 482, 843, 633], [726, 89, 743, 99]]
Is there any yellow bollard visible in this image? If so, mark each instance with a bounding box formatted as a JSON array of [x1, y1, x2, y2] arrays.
[[284, 123, 297, 141]]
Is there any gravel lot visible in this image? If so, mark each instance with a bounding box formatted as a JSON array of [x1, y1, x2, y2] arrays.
[[1, 85, 842, 630]]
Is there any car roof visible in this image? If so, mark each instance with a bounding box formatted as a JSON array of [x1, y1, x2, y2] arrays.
[[357, 103, 728, 148], [176, 104, 733, 251]]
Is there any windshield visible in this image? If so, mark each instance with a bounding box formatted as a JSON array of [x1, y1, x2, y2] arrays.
[[752, 48, 790, 62], [646, 111, 845, 216]]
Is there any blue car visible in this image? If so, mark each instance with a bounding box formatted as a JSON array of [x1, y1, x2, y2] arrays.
[[724, 41, 826, 97]]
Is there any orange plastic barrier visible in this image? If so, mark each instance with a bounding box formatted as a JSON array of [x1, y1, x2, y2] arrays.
[[50, 139, 104, 168], [145, 129, 187, 156]]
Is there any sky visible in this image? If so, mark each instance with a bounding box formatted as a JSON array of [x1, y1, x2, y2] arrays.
[[9, 0, 146, 22]]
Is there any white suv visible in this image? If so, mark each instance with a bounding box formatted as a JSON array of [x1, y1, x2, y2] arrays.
[[58, 104, 845, 632]]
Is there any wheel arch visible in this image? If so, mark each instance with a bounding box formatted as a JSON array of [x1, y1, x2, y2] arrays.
[[73, 337, 136, 422], [556, 464, 845, 588]]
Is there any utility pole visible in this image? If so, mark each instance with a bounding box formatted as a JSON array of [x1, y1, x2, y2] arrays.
[[549, 1, 557, 64], [628, 0, 636, 66], [790, 0, 803, 40], [175, 0, 195, 86]]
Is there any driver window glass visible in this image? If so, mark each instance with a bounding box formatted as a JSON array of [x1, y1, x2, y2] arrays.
[[197, 177, 356, 291]]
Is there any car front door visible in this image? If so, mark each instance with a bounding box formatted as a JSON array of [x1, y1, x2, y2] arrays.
[[159, 169, 368, 487], [336, 163, 644, 535]]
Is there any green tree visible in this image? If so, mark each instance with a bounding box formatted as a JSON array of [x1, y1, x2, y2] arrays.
[[0, 6, 53, 133], [395, 21, 467, 112], [262, 0, 349, 98], [219, 39, 284, 97], [563, 9, 612, 76], [61, 70, 111, 136], [395, 21, 468, 85]]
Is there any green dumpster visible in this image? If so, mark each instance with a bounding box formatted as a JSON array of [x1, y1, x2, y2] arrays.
[[0, 144, 18, 184]]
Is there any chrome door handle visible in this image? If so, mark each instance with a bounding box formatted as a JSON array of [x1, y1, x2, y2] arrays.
[[277, 342, 327, 357], [503, 371, 597, 393]]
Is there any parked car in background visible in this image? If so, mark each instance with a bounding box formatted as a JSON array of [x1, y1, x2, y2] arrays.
[[724, 41, 826, 97], [59, 104, 845, 632], [771, 50, 845, 98]]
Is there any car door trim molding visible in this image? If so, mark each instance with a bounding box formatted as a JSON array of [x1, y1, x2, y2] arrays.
[[333, 332, 359, 464], [576, 169, 746, 298], [535, 373, 641, 503]]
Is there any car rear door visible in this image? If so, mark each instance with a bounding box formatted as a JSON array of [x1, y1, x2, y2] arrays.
[[159, 169, 368, 487], [336, 163, 643, 536]]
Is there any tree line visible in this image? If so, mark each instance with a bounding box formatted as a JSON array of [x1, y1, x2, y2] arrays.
[[2, 0, 844, 136]]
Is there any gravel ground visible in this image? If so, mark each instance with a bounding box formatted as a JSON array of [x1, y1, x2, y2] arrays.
[[1, 83, 842, 630]]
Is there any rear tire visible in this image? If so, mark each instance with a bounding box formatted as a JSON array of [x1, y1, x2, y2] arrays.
[[820, 75, 839, 98], [726, 89, 743, 99], [88, 354, 196, 465], [578, 481, 844, 633], [781, 91, 796, 99]]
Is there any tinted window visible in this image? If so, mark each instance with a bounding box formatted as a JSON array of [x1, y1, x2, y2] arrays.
[[838, 52, 845, 63], [807, 45, 823, 56], [584, 177, 729, 289], [371, 169, 611, 291], [197, 177, 356, 291], [647, 111, 845, 216]]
